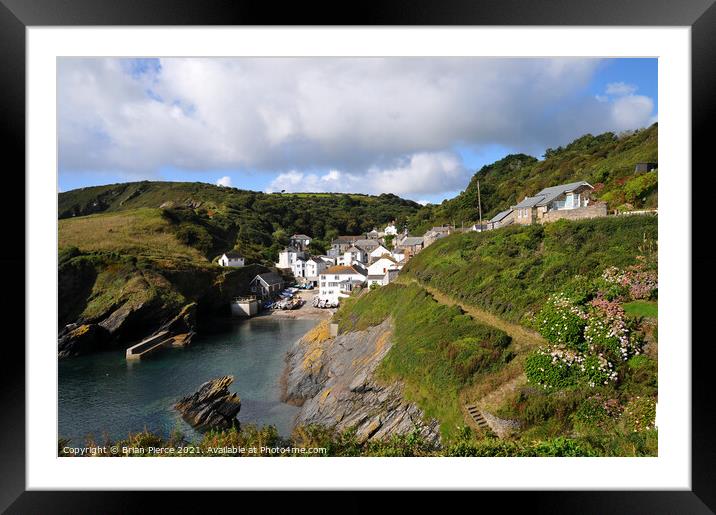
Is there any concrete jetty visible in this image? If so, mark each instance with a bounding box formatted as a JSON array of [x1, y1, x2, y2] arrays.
[[126, 330, 175, 360]]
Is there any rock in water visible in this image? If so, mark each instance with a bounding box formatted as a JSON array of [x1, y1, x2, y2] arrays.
[[174, 376, 241, 431]]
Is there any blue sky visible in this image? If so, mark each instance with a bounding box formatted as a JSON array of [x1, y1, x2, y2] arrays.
[[58, 58, 657, 204]]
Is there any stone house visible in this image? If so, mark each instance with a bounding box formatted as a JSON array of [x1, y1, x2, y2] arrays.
[[512, 181, 605, 225]]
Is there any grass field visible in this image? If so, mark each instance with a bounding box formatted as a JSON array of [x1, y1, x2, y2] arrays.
[[58, 208, 208, 264], [623, 300, 658, 319]]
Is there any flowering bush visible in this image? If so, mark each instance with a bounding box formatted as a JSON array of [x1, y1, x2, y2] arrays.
[[601, 265, 657, 301], [528, 270, 649, 391], [580, 354, 618, 387], [525, 345, 618, 389], [584, 298, 641, 362], [534, 294, 588, 349], [525, 347, 582, 389]]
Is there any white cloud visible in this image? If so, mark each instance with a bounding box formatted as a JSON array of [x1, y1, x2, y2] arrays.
[[609, 94, 655, 130], [605, 81, 638, 96], [266, 152, 469, 196], [58, 58, 657, 195], [216, 176, 232, 187]]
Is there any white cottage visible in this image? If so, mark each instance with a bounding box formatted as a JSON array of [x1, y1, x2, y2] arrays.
[[218, 250, 245, 267], [305, 256, 329, 284], [289, 234, 312, 250], [337, 245, 368, 266], [369, 244, 392, 263], [291, 257, 307, 278], [276, 247, 307, 269], [318, 264, 367, 305], [384, 222, 398, 236], [367, 256, 398, 277]]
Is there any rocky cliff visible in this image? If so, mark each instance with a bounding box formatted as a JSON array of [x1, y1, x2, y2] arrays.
[[283, 320, 441, 447], [58, 249, 270, 358]]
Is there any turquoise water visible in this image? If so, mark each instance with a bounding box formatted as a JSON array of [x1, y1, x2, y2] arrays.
[[58, 317, 316, 445]]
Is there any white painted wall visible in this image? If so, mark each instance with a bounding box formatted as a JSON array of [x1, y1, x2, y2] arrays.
[[319, 270, 366, 304], [219, 254, 245, 267], [369, 245, 391, 261], [368, 257, 398, 277]]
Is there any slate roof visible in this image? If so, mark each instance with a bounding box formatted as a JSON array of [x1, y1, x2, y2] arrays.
[[223, 250, 244, 259], [291, 234, 311, 240], [354, 239, 380, 248], [533, 181, 592, 206], [399, 237, 424, 246], [367, 274, 386, 280], [514, 196, 545, 208], [332, 235, 360, 244], [254, 272, 283, 286], [490, 209, 514, 223]]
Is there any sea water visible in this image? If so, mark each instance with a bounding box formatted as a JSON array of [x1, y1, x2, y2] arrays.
[[58, 317, 316, 445]]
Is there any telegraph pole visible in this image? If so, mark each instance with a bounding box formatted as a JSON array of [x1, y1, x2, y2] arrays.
[[477, 180, 483, 231]]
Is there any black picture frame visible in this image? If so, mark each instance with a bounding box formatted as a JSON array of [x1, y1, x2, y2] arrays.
[[0, 0, 710, 512]]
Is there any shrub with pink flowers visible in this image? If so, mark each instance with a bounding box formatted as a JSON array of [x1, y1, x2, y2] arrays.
[[584, 297, 642, 362], [528, 276, 646, 389], [601, 265, 657, 301]]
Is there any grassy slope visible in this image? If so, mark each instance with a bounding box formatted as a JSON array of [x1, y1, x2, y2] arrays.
[[334, 215, 658, 454], [59, 181, 423, 265], [334, 283, 512, 441], [402, 215, 658, 323], [409, 124, 658, 234], [623, 300, 658, 318], [58, 208, 209, 265]]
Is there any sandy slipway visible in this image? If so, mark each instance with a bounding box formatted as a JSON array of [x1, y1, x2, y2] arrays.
[[282, 319, 441, 447]]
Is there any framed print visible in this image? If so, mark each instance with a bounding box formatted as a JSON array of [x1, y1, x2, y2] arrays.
[[1, 0, 712, 511]]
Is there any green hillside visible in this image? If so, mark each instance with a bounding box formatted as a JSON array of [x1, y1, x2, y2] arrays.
[[402, 215, 657, 323], [59, 181, 422, 263], [409, 124, 658, 234], [334, 283, 512, 440], [334, 215, 658, 455]]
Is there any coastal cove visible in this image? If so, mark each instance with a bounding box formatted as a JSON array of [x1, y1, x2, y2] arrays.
[[58, 317, 317, 444]]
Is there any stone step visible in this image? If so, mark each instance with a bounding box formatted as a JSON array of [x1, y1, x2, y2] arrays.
[[465, 405, 492, 432]]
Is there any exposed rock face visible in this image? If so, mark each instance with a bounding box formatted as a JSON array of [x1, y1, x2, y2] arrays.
[[157, 302, 197, 346], [283, 320, 441, 447], [175, 375, 242, 431], [57, 258, 269, 358], [58, 323, 110, 358], [481, 410, 521, 439]]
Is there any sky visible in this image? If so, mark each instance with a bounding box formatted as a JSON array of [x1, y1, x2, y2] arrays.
[[58, 57, 657, 204]]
